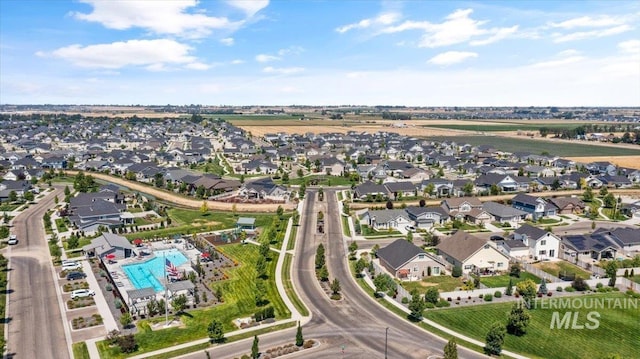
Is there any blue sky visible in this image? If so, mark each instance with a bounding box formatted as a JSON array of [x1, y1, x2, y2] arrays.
[[1, 0, 639, 106]]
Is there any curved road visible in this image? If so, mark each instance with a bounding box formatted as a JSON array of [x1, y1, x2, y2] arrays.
[[5, 187, 69, 359], [194, 189, 486, 359]]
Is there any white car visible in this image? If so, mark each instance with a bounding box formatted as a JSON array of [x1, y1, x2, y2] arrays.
[[61, 260, 78, 266], [7, 234, 18, 245], [62, 262, 82, 270], [70, 289, 95, 299]]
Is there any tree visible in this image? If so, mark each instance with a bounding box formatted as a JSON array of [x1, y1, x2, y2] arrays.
[[509, 263, 522, 278], [424, 287, 439, 304], [505, 278, 513, 296], [256, 256, 267, 279], [171, 294, 188, 314], [119, 312, 132, 328], [419, 199, 426, 207], [386, 200, 393, 209], [259, 241, 270, 259], [451, 265, 462, 278], [583, 186, 594, 202], [282, 172, 289, 183], [315, 244, 325, 269], [64, 185, 71, 196], [603, 193, 616, 208], [330, 278, 341, 295], [200, 201, 208, 214], [373, 273, 395, 295], [516, 280, 537, 308], [506, 303, 531, 336], [24, 191, 34, 202], [462, 182, 474, 196], [254, 279, 267, 306], [490, 184, 501, 196], [317, 265, 329, 281], [8, 191, 17, 203], [599, 187, 609, 197], [117, 334, 138, 353], [295, 321, 304, 346], [251, 335, 260, 359], [67, 235, 79, 249], [207, 319, 224, 343], [484, 322, 506, 356], [538, 280, 548, 295], [348, 241, 358, 255], [408, 289, 425, 321], [406, 231, 413, 243], [443, 338, 458, 359], [276, 205, 284, 217], [572, 276, 589, 291], [354, 258, 366, 277], [605, 261, 617, 287]]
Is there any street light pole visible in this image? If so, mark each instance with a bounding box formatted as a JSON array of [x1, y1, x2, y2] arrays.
[[385, 327, 389, 359]]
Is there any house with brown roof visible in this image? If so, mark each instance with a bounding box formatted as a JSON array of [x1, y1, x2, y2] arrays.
[[441, 197, 491, 225], [377, 239, 447, 280], [436, 231, 510, 275], [547, 197, 586, 215]]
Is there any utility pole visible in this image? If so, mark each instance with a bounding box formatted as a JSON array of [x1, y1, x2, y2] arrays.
[[385, 327, 389, 359]]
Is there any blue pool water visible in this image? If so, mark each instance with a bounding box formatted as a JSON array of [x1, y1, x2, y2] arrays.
[[122, 249, 189, 292]]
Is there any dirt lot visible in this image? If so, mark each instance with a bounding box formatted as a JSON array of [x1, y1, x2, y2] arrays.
[[565, 156, 640, 170]]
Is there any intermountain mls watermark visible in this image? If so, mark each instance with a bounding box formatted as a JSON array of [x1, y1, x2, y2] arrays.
[[515, 297, 639, 330]]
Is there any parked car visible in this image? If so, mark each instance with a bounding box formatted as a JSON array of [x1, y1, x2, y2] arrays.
[[405, 225, 416, 232], [490, 235, 504, 241], [7, 234, 18, 245], [66, 271, 86, 281], [70, 289, 95, 299], [62, 262, 82, 270], [62, 260, 78, 266]]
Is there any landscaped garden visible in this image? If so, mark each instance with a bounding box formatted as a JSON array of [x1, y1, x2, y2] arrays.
[[479, 272, 542, 288], [534, 261, 591, 280], [401, 275, 465, 294], [424, 292, 640, 359], [72, 314, 103, 329]]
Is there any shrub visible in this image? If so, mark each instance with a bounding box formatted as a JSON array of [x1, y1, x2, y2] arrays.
[[105, 284, 113, 291], [479, 294, 484, 299], [401, 297, 409, 304], [596, 282, 604, 289], [565, 286, 576, 292], [556, 286, 563, 292], [436, 299, 450, 307], [425, 302, 435, 309], [115, 299, 123, 309], [484, 294, 493, 302], [494, 291, 502, 298], [303, 340, 314, 349]]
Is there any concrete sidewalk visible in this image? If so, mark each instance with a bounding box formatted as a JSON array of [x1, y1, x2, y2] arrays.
[[83, 261, 119, 333]]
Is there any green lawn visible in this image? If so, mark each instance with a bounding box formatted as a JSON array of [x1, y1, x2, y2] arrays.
[[337, 191, 344, 201], [424, 293, 640, 359], [361, 225, 401, 238], [429, 136, 640, 157], [535, 261, 591, 279], [97, 243, 289, 358], [629, 275, 640, 284], [534, 218, 562, 225], [279, 174, 355, 186], [401, 275, 465, 294], [286, 224, 297, 251], [191, 157, 226, 176], [72, 342, 90, 359], [341, 215, 352, 237], [0, 255, 8, 353], [480, 273, 542, 288], [0, 203, 20, 212], [282, 253, 309, 316], [55, 218, 70, 232]]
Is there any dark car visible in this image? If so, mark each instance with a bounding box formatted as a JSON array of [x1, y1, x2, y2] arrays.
[[490, 235, 504, 241], [66, 271, 86, 281]]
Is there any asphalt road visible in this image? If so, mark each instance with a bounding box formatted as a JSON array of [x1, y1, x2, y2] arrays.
[[189, 189, 486, 359], [5, 188, 69, 359]]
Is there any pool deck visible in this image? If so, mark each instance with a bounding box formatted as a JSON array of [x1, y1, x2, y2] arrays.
[[105, 240, 202, 305]]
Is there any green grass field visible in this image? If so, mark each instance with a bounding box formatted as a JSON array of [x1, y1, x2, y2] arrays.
[[279, 174, 355, 186], [282, 253, 309, 316], [341, 216, 352, 237], [480, 273, 542, 288], [72, 342, 90, 359], [424, 293, 640, 359], [423, 123, 587, 132], [401, 275, 465, 294], [535, 261, 591, 280], [429, 136, 640, 157], [97, 243, 289, 358]]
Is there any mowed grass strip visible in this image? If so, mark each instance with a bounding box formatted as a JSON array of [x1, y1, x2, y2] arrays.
[[402, 275, 465, 294], [72, 342, 90, 359], [534, 261, 591, 280], [424, 293, 640, 359], [282, 253, 309, 316], [97, 243, 289, 358], [341, 216, 351, 237], [480, 273, 541, 288], [429, 136, 640, 157]]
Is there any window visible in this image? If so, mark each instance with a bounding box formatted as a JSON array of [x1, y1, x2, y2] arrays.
[[432, 267, 440, 275], [540, 240, 546, 245], [418, 254, 425, 260], [497, 262, 504, 268], [464, 265, 473, 270], [539, 250, 547, 256], [413, 266, 418, 272]]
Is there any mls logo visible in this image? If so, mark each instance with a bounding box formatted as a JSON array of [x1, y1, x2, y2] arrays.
[[550, 311, 600, 330]]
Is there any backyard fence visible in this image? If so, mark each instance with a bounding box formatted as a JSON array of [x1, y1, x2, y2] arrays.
[[522, 262, 562, 283]]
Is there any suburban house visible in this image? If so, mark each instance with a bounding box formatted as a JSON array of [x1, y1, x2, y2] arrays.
[[441, 197, 492, 224], [82, 233, 136, 260], [404, 206, 449, 229], [384, 181, 417, 200], [512, 224, 561, 261], [561, 233, 619, 262], [436, 231, 510, 275], [547, 197, 586, 215], [376, 239, 447, 280], [239, 178, 287, 201], [511, 193, 556, 220], [482, 201, 528, 227], [68, 190, 129, 234], [498, 240, 530, 261], [360, 209, 411, 231], [593, 227, 640, 254], [353, 181, 389, 200]]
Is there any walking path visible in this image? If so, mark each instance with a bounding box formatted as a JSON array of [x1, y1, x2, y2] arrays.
[[82, 261, 119, 332]]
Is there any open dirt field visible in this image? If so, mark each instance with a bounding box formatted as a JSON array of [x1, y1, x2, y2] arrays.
[[240, 125, 462, 138], [566, 156, 640, 169]]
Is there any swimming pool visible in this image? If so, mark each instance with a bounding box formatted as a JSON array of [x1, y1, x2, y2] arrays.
[[122, 249, 189, 292]]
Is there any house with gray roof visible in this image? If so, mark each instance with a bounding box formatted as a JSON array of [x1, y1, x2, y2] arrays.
[[593, 227, 640, 254], [377, 239, 447, 280], [82, 233, 135, 260], [384, 181, 417, 200], [512, 224, 561, 261], [482, 201, 528, 227], [360, 209, 411, 231], [405, 206, 449, 229]]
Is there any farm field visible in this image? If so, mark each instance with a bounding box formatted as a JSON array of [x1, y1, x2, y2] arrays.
[[424, 293, 640, 359], [565, 155, 640, 169], [422, 122, 589, 132]]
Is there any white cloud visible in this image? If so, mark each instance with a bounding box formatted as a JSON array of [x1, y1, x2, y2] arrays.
[[231, 59, 245, 65], [226, 0, 269, 17], [550, 15, 625, 29], [278, 46, 304, 56], [618, 39, 640, 54], [72, 0, 244, 38], [263, 66, 304, 74], [553, 24, 632, 43], [220, 37, 235, 46], [336, 12, 401, 33], [185, 62, 211, 70], [38, 39, 204, 70], [255, 54, 279, 63], [377, 8, 517, 48], [428, 51, 478, 66], [530, 56, 584, 68]]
